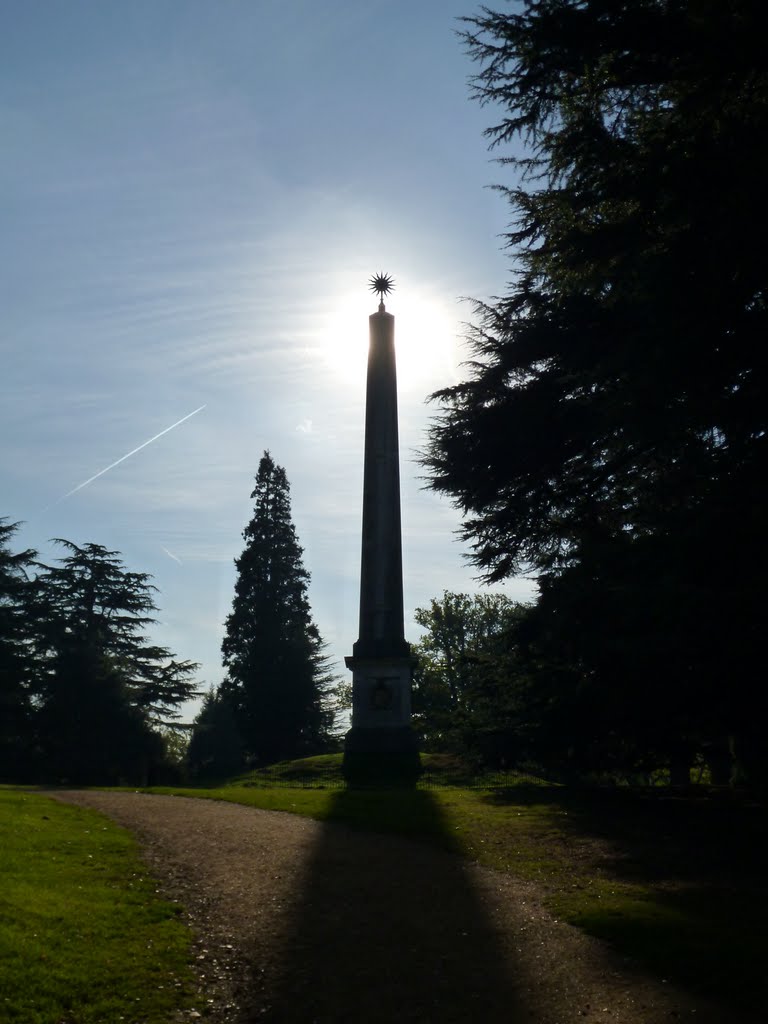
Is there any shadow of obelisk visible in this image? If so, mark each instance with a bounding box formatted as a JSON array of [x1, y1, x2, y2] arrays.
[[343, 274, 420, 786]]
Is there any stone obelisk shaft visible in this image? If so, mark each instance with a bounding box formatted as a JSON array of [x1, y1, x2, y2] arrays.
[[343, 289, 419, 784], [353, 303, 409, 659]]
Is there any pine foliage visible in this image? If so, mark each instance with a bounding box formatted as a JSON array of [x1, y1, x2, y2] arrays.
[[220, 452, 335, 765], [0, 520, 37, 778], [428, 0, 768, 580], [32, 540, 200, 783], [1, 525, 200, 784], [424, 1, 768, 781], [187, 687, 246, 780]]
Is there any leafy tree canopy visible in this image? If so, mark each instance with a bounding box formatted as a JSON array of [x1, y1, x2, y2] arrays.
[[413, 592, 531, 757]]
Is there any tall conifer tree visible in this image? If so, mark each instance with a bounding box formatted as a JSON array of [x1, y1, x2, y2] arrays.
[[425, 0, 768, 781], [220, 452, 334, 764], [34, 540, 200, 783], [0, 520, 37, 779], [187, 687, 246, 780]]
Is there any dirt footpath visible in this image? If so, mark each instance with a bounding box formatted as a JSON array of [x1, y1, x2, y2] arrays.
[[50, 791, 733, 1024]]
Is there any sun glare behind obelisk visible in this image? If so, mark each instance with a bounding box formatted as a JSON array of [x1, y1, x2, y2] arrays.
[[321, 287, 458, 389]]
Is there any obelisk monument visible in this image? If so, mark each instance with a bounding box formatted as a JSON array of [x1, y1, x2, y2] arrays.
[[343, 273, 420, 785]]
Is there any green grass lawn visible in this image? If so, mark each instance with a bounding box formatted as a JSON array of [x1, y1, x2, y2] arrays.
[[0, 788, 197, 1024], [145, 754, 768, 1016]]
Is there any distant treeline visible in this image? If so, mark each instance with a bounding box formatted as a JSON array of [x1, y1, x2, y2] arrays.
[[0, 453, 342, 786], [410, 592, 756, 787]]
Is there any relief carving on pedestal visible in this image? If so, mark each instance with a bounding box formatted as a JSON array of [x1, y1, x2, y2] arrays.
[[370, 678, 396, 710]]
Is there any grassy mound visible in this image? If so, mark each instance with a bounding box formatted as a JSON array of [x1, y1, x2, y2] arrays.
[[227, 751, 550, 789]]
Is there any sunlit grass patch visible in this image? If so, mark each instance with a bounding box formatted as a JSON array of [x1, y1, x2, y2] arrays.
[[229, 752, 345, 787], [0, 789, 196, 1024], [224, 751, 551, 790]]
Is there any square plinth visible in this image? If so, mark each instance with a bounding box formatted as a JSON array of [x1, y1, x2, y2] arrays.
[[343, 654, 420, 787]]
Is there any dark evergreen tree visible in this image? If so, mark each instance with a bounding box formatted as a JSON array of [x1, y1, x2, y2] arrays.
[[0, 520, 38, 780], [220, 452, 335, 765], [425, 1, 768, 782], [187, 686, 246, 780], [34, 540, 199, 783]]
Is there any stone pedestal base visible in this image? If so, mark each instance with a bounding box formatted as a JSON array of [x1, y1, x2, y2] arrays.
[[342, 654, 421, 787], [342, 725, 421, 788]]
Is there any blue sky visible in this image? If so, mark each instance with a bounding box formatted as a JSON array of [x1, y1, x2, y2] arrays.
[[2, 0, 532, 721]]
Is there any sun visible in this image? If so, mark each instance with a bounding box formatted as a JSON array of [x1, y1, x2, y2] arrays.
[[319, 282, 460, 393]]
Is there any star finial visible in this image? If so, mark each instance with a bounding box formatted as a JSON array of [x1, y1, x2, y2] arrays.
[[369, 272, 394, 309]]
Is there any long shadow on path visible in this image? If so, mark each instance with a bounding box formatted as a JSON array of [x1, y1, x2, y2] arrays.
[[255, 790, 526, 1023]]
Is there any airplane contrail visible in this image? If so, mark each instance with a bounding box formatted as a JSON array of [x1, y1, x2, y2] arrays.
[[45, 404, 207, 510]]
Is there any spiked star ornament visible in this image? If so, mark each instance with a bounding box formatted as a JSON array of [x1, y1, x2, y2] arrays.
[[369, 272, 395, 302]]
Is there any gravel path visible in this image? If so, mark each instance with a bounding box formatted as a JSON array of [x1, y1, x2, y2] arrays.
[[49, 791, 735, 1024]]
